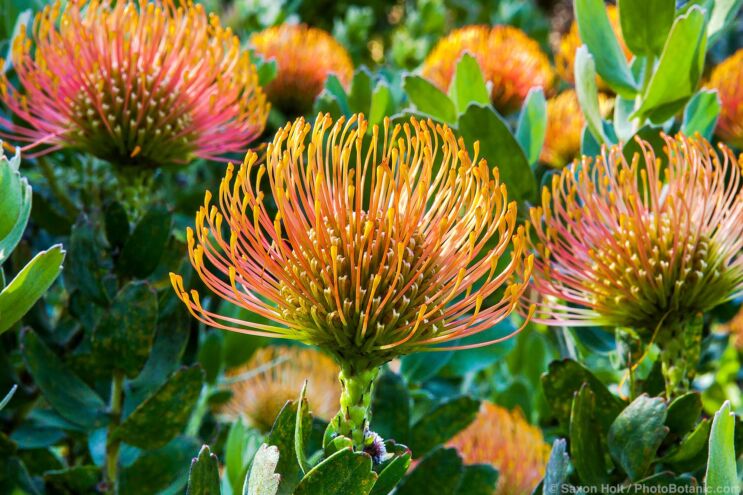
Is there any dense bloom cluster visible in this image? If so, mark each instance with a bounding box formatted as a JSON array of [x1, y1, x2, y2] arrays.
[[447, 402, 550, 495], [525, 134, 743, 332], [251, 23, 354, 115], [221, 345, 340, 431], [0, 0, 269, 167], [540, 90, 613, 168], [556, 5, 631, 89], [707, 48, 743, 148], [171, 113, 533, 369], [422, 25, 555, 114]]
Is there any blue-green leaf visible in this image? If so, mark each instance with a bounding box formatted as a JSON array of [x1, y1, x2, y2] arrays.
[[448, 53, 490, 115], [516, 88, 547, 165], [574, 46, 611, 145], [705, 401, 737, 492], [682, 90, 721, 140], [187, 445, 221, 495], [403, 75, 457, 125]]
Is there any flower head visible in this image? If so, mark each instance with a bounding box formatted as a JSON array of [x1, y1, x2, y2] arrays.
[[250, 24, 353, 116], [526, 134, 743, 332], [221, 345, 340, 431], [171, 113, 532, 369], [0, 0, 269, 167], [422, 25, 555, 114], [540, 90, 613, 168], [447, 402, 550, 495], [556, 5, 631, 89], [707, 48, 743, 148]]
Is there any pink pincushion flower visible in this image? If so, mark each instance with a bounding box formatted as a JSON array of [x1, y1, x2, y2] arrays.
[[0, 0, 269, 167], [526, 134, 743, 332]]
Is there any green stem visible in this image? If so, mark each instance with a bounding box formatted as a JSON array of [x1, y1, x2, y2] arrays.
[[632, 54, 656, 132], [332, 365, 379, 451], [659, 315, 703, 399], [105, 371, 124, 494], [37, 156, 79, 218]]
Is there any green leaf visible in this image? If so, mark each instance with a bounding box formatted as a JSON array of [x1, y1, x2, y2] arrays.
[[543, 439, 570, 495], [197, 330, 223, 385], [294, 448, 377, 495], [665, 392, 702, 438], [575, 0, 637, 96], [104, 201, 129, 249], [608, 394, 669, 480], [574, 46, 611, 144], [399, 351, 452, 383], [187, 445, 221, 495], [0, 245, 64, 334], [0, 384, 16, 411], [295, 381, 311, 474], [245, 444, 281, 495], [21, 330, 107, 430], [0, 149, 29, 260], [708, 0, 743, 43], [633, 7, 707, 123], [454, 464, 499, 495], [443, 320, 517, 376], [371, 371, 410, 444], [403, 75, 457, 125], [348, 68, 373, 115], [448, 54, 490, 114], [682, 90, 721, 140], [120, 436, 200, 495], [457, 104, 536, 203], [395, 447, 463, 495], [580, 125, 601, 157], [660, 418, 710, 470], [408, 396, 480, 458], [66, 218, 109, 304], [515, 88, 547, 165], [44, 465, 101, 494], [570, 385, 608, 486], [705, 401, 737, 492], [618, 0, 675, 56], [369, 83, 391, 129], [225, 419, 260, 494], [370, 442, 411, 495], [112, 365, 204, 449], [542, 359, 625, 432], [117, 206, 172, 279], [92, 281, 158, 378], [266, 400, 311, 495]]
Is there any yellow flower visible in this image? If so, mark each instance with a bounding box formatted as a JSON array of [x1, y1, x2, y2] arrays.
[[251, 24, 354, 115], [422, 25, 555, 114], [221, 346, 340, 431], [707, 48, 743, 148], [447, 402, 550, 495]]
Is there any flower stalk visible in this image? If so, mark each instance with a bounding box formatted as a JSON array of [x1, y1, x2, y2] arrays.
[[658, 315, 703, 399], [332, 365, 379, 450], [105, 370, 124, 495]]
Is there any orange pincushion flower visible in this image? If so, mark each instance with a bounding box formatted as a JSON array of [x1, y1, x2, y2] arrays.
[[250, 24, 354, 115], [526, 134, 743, 331], [556, 5, 631, 89], [540, 90, 614, 168], [708, 48, 743, 148], [221, 346, 340, 431], [170, 113, 533, 370], [447, 402, 550, 495], [0, 0, 269, 167], [421, 25, 555, 114]]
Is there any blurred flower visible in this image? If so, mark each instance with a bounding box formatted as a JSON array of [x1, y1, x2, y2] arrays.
[[421, 25, 555, 114], [707, 48, 743, 148], [251, 23, 354, 115], [540, 90, 613, 168], [526, 134, 743, 332], [172, 113, 532, 367], [221, 345, 340, 431], [171, 113, 532, 447], [555, 5, 631, 89], [0, 0, 269, 167], [447, 402, 550, 495]]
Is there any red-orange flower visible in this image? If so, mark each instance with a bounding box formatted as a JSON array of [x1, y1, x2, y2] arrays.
[[526, 135, 743, 331], [707, 48, 743, 148], [422, 25, 555, 114], [447, 402, 550, 495], [556, 5, 631, 90], [250, 24, 353, 115], [0, 0, 269, 167], [170, 113, 533, 369], [221, 346, 340, 431]]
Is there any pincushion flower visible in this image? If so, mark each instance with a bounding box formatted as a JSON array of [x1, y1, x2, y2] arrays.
[[0, 0, 269, 167], [221, 345, 340, 431], [556, 5, 631, 89], [250, 24, 353, 116], [527, 135, 743, 394], [540, 90, 613, 168], [447, 402, 550, 495], [421, 25, 555, 114], [171, 113, 533, 448], [707, 48, 743, 148]]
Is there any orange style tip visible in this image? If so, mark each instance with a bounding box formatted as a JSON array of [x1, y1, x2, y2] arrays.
[[129, 145, 142, 158]]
